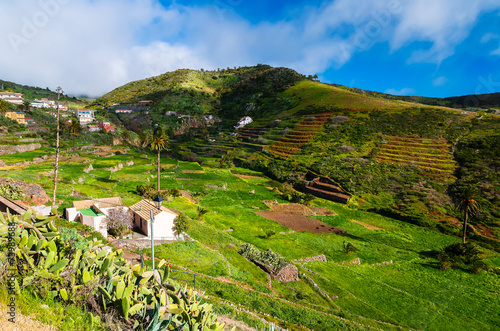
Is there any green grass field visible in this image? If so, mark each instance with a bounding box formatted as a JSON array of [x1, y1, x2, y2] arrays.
[[2, 143, 499, 330]]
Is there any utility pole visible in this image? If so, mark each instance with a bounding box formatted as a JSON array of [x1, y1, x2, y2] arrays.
[[52, 86, 63, 207]]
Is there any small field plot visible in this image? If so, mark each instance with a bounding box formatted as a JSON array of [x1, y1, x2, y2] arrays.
[[303, 261, 500, 330], [148, 241, 230, 277], [0, 147, 54, 164]]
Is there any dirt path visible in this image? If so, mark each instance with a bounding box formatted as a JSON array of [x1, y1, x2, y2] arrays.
[[349, 219, 381, 231], [0, 303, 57, 331], [181, 190, 197, 204], [233, 174, 264, 179]]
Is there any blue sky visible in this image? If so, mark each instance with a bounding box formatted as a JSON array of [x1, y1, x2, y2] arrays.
[[1, 0, 499, 98]]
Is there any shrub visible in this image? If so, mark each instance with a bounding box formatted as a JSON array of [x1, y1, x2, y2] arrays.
[[343, 241, 359, 254], [265, 230, 276, 239], [174, 213, 191, 236], [438, 242, 487, 272], [238, 243, 288, 270], [60, 227, 91, 254]]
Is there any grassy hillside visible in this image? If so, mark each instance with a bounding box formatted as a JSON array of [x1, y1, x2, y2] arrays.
[[1, 144, 499, 330], [88, 65, 499, 232], [0, 78, 89, 105], [89, 64, 302, 116]]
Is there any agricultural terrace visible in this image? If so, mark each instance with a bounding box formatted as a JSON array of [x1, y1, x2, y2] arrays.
[[265, 113, 332, 158], [377, 135, 457, 178]]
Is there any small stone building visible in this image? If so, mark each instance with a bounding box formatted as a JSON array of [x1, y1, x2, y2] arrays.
[[129, 199, 178, 240]]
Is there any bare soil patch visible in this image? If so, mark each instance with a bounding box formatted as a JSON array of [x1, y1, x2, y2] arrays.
[[256, 211, 346, 234], [181, 170, 205, 173], [0, 303, 57, 331], [181, 190, 197, 204], [264, 202, 313, 214], [310, 207, 336, 216], [349, 219, 381, 231], [233, 174, 264, 179]]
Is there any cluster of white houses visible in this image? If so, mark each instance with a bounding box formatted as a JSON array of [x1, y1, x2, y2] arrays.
[[65, 197, 179, 240]]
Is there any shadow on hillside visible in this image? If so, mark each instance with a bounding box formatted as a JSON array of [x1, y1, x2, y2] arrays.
[[340, 233, 369, 242], [97, 177, 119, 183]]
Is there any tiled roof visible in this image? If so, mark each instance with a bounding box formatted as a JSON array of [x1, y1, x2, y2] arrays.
[[73, 197, 123, 210], [129, 199, 177, 221]]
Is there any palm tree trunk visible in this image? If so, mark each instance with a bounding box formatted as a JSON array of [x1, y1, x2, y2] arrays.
[[52, 108, 60, 206], [157, 149, 161, 191], [462, 211, 468, 244]]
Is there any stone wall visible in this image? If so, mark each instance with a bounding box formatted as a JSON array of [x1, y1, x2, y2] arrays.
[[293, 254, 327, 263], [274, 264, 299, 282], [0, 143, 42, 155]]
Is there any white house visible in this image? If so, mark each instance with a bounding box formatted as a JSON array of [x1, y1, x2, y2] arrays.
[[236, 116, 253, 128], [75, 109, 95, 125], [0, 92, 23, 105], [130, 199, 178, 240], [65, 197, 125, 238]]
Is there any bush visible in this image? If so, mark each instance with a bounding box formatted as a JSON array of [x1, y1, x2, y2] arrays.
[[238, 243, 288, 270], [343, 241, 359, 254], [438, 242, 487, 272]]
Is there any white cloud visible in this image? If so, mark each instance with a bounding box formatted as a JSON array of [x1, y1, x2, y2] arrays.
[[391, 0, 500, 64], [0, 0, 499, 96], [432, 76, 448, 87], [385, 87, 417, 95], [481, 33, 500, 55]]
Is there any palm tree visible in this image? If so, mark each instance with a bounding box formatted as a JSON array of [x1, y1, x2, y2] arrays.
[[454, 187, 481, 244], [67, 118, 81, 155], [52, 86, 63, 207], [149, 128, 168, 191], [196, 207, 208, 221]]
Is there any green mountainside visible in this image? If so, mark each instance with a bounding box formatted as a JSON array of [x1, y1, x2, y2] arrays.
[[88, 65, 500, 229], [1, 65, 500, 331]]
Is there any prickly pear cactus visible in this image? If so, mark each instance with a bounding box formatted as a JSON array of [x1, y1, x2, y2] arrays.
[[0, 210, 230, 330]]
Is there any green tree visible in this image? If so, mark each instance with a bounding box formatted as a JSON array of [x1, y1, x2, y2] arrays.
[[67, 118, 82, 155], [454, 187, 481, 244], [173, 213, 191, 238], [149, 127, 168, 191]]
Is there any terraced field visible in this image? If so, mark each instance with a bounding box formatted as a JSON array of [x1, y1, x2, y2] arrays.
[[265, 113, 332, 158], [376, 136, 457, 178]]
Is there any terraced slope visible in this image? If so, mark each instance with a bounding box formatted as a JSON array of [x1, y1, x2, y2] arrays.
[[376, 135, 456, 178], [265, 113, 332, 158], [237, 126, 270, 143]]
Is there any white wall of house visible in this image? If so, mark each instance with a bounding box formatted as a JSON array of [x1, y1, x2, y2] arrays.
[[80, 214, 108, 238], [65, 207, 78, 222], [134, 212, 177, 240]]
